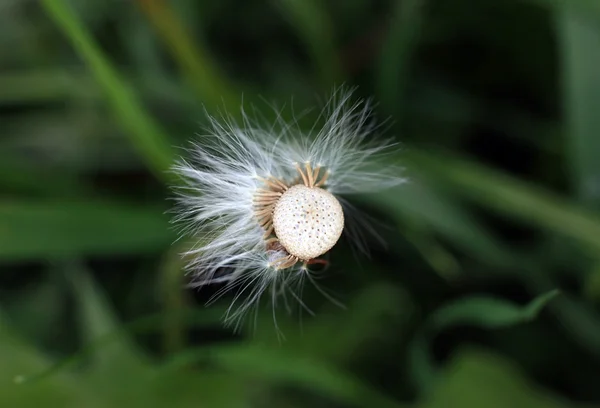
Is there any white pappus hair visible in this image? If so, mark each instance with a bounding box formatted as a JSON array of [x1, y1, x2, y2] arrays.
[[171, 88, 406, 331]]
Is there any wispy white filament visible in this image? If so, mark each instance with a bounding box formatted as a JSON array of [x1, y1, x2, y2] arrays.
[[171, 88, 406, 329]]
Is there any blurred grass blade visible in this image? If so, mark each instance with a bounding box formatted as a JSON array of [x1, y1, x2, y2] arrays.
[[403, 223, 462, 279], [409, 290, 559, 392], [276, 0, 342, 86], [214, 347, 404, 408], [0, 70, 92, 103], [0, 314, 88, 406], [41, 0, 175, 182], [159, 242, 190, 354], [527, 0, 600, 16], [0, 154, 89, 197], [0, 200, 172, 260], [550, 293, 600, 360], [14, 307, 223, 385], [429, 290, 560, 327], [64, 262, 150, 376], [377, 0, 425, 118], [362, 181, 513, 267], [6, 274, 65, 346], [249, 283, 412, 364], [299, 284, 410, 363], [162, 345, 405, 408], [136, 0, 239, 112], [0, 69, 192, 111], [559, 10, 600, 206], [516, 261, 600, 360], [409, 150, 600, 252], [423, 349, 588, 408]]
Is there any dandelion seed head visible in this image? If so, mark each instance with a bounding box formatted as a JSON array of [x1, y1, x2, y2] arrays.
[[272, 184, 344, 260], [171, 87, 407, 330]]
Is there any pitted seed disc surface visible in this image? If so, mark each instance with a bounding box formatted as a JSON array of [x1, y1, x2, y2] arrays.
[[272, 184, 344, 260]]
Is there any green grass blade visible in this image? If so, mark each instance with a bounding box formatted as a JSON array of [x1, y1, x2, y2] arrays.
[[559, 10, 600, 206], [162, 345, 406, 408], [377, 0, 425, 118], [14, 306, 223, 385], [0, 200, 172, 260], [64, 262, 150, 377], [40, 0, 175, 182], [276, 0, 342, 87], [361, 181, 513, 267], [429, 290, 560, 328], [409, 290, 559, 393], [136, 0, 240, 112], [158, 242, 191, 354], [409, 150, 600, 252], [0, 314, 88, 406], [527, 0, 600, 16], [0, 70, 91, 103], [422, 349, 588, 408], [0, 154, 89, 197]]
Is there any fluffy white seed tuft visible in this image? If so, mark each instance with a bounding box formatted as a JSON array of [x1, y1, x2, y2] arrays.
[[171, 87, 407, 330]]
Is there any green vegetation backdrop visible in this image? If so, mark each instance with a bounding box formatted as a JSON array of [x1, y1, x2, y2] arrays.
[[2, 0, 600, 407]]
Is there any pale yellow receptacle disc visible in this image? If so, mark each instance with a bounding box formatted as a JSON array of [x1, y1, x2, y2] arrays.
[[272, 184, 344, 260]]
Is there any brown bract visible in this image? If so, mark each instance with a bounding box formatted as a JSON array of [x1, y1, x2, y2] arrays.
[[253, 163, 343, 270]]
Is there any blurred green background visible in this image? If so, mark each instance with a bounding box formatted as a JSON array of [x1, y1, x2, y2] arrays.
[[2, 0, 600, 406]]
